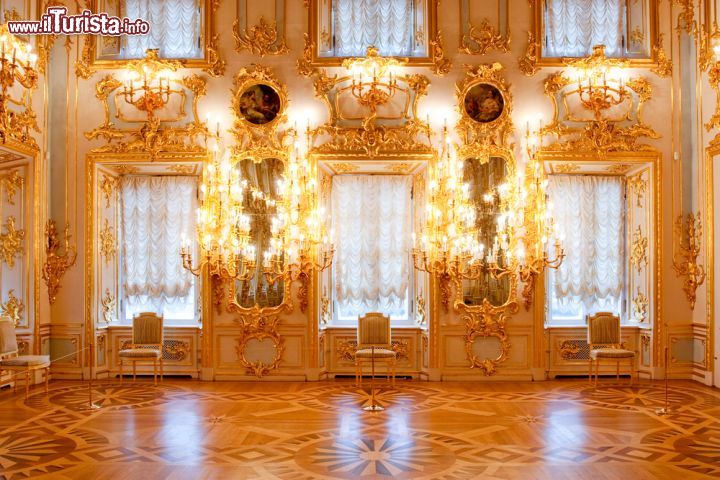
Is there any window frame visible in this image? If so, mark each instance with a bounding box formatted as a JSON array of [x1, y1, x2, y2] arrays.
[[78, 0, 219, 75], [307, 0, 438, 67], [531, 0, 660, 67]]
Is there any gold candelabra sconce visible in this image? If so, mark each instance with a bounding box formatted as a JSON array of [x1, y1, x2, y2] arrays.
[[564, 45, 630, 121], [344, 47, 403, 117], [672, 212, 705, 310], [121, 67, 172, 119], [0, 23, 39, 146], [41, 220, 77, 304]]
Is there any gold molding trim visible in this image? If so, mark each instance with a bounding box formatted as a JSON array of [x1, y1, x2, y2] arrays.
[[0, 216, 24, 268], [518, 30, 540, 77], [706, 61, 720, 135], [234, 315, 285, 378], [1, 289, 24, 327], [429, 30, 452, 77], [651, 34, 673, 78], [233, 17, 289, 57]]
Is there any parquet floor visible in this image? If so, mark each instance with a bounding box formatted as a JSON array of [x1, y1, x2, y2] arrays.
[[0, 378, 719, 479]]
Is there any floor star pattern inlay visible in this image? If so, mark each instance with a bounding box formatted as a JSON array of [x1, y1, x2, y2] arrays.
[[0, 378, 719, 479]]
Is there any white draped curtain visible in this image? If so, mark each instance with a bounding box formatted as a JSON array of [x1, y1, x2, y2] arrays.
[[547, 175, 625, 320], [332, 175, 412, 320], [124, 0, 201, 59], [120, 176, 197, 320], [545, 0, 624, 57], [333, 0, 414, 56]]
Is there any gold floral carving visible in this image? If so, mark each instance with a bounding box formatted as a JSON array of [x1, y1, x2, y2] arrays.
[[559, 340, 581, 360], [212, 275, 226, 314], [429, 30, 451, 77], [3, 7, 21, 21], [673, 213, 706, 310], [630, 226, 648, 273], [163, 340, 191, 361], [706, 61, 720, 134], [0, 170, 23, 205], [605, 164, 633, 175], [234, 315, 285, 378], [415, 293, 426, 325], [99, 174, 117, 208], [627, 172, 647, 207], [84, 50, 210, 159], [630, 27, 645, 46], [331, 162, 360, 173], [673, 0, 697, 36], [320, 288, 330, 325], [555, 164, 580, 174], [518, 31, 540, 77], [101, 288, 116, 324], [99, 219, 117, 266], [112, 165, 140, 175], [651, 34, 673, 78], [166, 164, 196, 175], [233, 17, 289, 57], [632, 287, 648, 323], [42, 220, 77, 304], [1, 289, 24, 327], [459, 19, 510, 55], [0, 216, 24, 268], [461, 300, 511, 376]]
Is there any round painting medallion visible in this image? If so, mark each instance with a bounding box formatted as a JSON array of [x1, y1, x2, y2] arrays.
[[464, 83, 504, 124], [238, 83, 282, 125]]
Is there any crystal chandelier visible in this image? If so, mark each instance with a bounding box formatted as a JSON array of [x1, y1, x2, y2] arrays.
[[0, 23, 38, 144], [516, 120, 565, 308], [411, 125, 517, 279], [180, 139, 256, 280], [264, 127, 333, 292]]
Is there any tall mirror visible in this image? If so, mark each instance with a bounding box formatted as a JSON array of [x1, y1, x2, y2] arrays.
[[462, 155, 512, 307], [234, 158, 286, 308]]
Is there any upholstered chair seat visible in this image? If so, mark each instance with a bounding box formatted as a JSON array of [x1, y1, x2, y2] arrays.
[[119, 312, 164, 385], [587, 312, 636, 387], [0, 317, 50, 398], [355, 313, 397, 387]]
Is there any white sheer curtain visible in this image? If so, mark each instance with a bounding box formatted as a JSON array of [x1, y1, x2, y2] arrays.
[[124, 0, 201, 59], [548, 175, 624, 317], [120, 176, 197, 320], [332, 175, 412, 319], [545, 0, 624, 57], [334, 0, 413, 56]]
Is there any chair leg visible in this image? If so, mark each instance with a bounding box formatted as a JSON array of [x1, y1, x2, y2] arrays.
[[132, 361, 136, 382], [616, 361, 620, 380], [391, 359, 396, 388], [13, 371, 17, 394], [45, 367, 49, 394], [355, 359, 359, 387], [119, 359, 123, 384], [24, 371, 30, 399], [160, 358, 164, 383], [153, 359, 157, 386], [594, 358, 599, 387]]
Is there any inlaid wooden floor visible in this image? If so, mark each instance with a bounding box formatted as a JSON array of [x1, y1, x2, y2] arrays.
[[0, 378, 719, 479]]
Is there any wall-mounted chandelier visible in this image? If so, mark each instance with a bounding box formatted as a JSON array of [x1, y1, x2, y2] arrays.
[[411, 125, 517, 280], [263, 127, 333, 311], [180, 138, 256, 280], [0, 23, 38, 144]]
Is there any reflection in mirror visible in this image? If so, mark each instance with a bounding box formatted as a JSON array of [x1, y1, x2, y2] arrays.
[[462, 156, 511, 306], [235, 158, 285, 308]]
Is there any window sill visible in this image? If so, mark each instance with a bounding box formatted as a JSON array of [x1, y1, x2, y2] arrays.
[[103, 323, 201, 330], [321, 325, 423, 331]]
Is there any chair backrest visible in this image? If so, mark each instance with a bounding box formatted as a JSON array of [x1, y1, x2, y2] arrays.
[[132, 312, 164, 347], [0, 316, 18, 356], [587, 312, 621, 348], [357, 312, 391, 349]]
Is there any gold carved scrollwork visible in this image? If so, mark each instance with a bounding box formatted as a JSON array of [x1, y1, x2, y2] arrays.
[[1, 289, 24, 327], [42, 220, 77, 304], [651, 34, 673, 78], [101, 288, 116, 324], [460, 19, 510, 56], [415, 293, 426, 325], [430, 30, 452, 77], [630, 226, 649, 273], [84, 50, 211, 159], [554, 164, 580, 174], [706, 61, 720, 135], [461, 300, 512, 376], [297, 33, 316, 77], [518, 31, 540, 77], [673, 213, 706, 310], [559, 340, 581, 360], [99, 219, 116, 266], [234, 314, 285, 378], [673, 0, 698, 36], [336, 339, 410, 362], [632, 287, 649, 323], [320, 288, 330, 325], [99, 174, 117, 208], [0, 170, 23, 205], [0, 216, 24, 268], [627, 172, 648, 207], [233, 17, 289, 57]]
